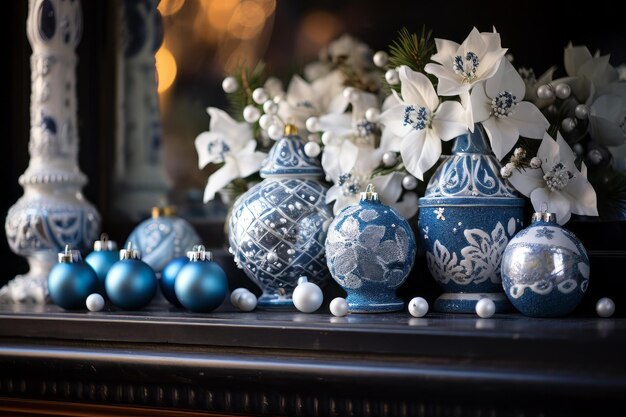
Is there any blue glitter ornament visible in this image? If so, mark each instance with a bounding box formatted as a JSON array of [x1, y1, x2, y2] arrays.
[[48, 245, 99, 310], [175, 245, 228, 313], [126, 207, 201, 272], [160, 256, 188, 307], [326, 185, 417, 313], [105, 243, 157, 310], [85, 234, 119, 297]]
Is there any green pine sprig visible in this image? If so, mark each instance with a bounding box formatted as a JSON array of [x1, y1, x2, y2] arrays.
[[225, 62, 267, 122], [388, 26, 435, 73]]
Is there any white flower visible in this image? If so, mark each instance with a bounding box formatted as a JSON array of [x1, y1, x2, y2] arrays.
[[508, 132, 598, 225], [194, 108, 266, 202], [379, 66, 468, 180], [424, 27, 508, 96], [317, 90, 380, 143], [470, 58, 549, 160], [278, 70, 348, 131], [588, 94, 626, 147]]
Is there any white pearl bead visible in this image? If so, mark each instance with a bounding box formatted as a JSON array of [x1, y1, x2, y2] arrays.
[[373, 51, 389, 68], [536, 84, 554, 100], [575, 104, 589, 120], [475, 298, 496, 318], [321, 131, 334, 144], [305, 117, 320, 133], [238, 291, 258, 312], [385, 69, 400, 85], [263, 100, 278, 115], [292, 277, 323, 313], [402, 175, 418, 190], [86, 293, 105, 312], [329, 297, 348, 317], [572, 143, 584, 156], [221, 76, 238, 93], [596, 297, 615, 318], [230, 288, 249, 306], [587, 149, 603, 165], [554, 83, 571, 99], [530, 157, 542, 169], [304, 141, 321, 158], [408, 297, 429, 318], [343, 87, 360, 102], [561, 117, 577, 133], [259, 114, 272, 130], [252, 88, 269, 105], [243, 105, 261, 123], [267, 123, 284, 140], [365, 107, 380, 123], [382, 151, 397, 167], [500, 165, 512, 178]]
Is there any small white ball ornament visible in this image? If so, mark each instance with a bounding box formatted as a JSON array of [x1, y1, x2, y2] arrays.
[[237, 291, 258, 312], [305, 117, 320, 133], [292, 276, 323, 313], [343, 87, 360, 102], [86, 293, 105, 312], [304, 141, 321, 158], [536, 84, 554, 100], [329, 297, 349, 317], [588, 149, 603, 165], [321, 131, 334, 144], [596, 297, 615, 318], [572, 143, 584, 156], [530, 157, 542, 169], [365, 107, 380, 123], [385, 69, 400, 85], [230, 287, 249, 306], [259, 114, 272, 130], [561, 117, 577, 133], [268, 123, 284, 140], [252, 88, 269, 105], [475, 298, 496, 318], [554, 83, 571, 99], [500, 165, 512, 178], [243, 105, 261, 123], [263, 100, 278, 115], [408, 297, 429, 318], [575, 104, 589, 120], [373, 51, 389, 68], [402, 175, 418, 190], [382, 151, 398, 167], [222, 76, 238, 93]]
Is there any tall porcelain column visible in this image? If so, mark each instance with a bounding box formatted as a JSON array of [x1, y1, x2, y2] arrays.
[[113, 0, 169, 220], [2, 0, 101, 303]]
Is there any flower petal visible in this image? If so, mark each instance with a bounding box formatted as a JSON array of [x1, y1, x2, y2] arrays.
[[530, 188, 572, 225], [318, 113, 353, 137], [237, 151, 266, 178], [564, 43, 592, 77], [431, 38, 460, 65], [577, 54, 618, 88], [564, 175, 598, 217], [203, 163, 239, 203], [379, 104, 413, 137], [469, 82, 491, 123], [508, 101, 549, 139], [390, 191, 419, 219], [379, 128, 403, 153], [432, 101, 469, 141], [399, 130, 427, 180], [486, 58, 526, 101], [195, 131, 222, 168], [207, 107, 253, 150], [398, 66, 439, 111], [555, 133, 577, 168], [537, 132, 560, 170], [481, 117, 519, 160], [372, 172, 403, 205], [508, 166, 544, 197]]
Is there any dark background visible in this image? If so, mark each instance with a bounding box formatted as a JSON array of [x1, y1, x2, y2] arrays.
[[3, 0, 626, 305]]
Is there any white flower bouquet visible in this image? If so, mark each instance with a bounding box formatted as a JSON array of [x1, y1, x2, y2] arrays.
[[195, 27, 626, 224]]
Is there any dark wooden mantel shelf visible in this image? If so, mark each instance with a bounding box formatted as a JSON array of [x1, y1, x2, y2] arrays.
[[0, 302, 625, 416]]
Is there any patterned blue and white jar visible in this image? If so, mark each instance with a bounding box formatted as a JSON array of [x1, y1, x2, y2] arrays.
[[126, 207, 200, 272], [419, 124, 525, 313], [228, 125, 334, 309], [501, 211, 590, 317], [326, 185, 417, 313]]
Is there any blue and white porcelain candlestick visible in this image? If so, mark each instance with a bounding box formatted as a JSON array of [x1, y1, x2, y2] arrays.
[[418, 124, 524, 313], [2, 0, 100, 303], [113, 0, 169, 220], [228, 124, 334, 309]]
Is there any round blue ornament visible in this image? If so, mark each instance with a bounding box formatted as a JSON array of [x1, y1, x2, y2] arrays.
[[160, 256, 188, 307], [48, 245, 99, 310], [85, 234, 119, 297], [105, 243, 157, 310], [175, 246, 228, 313], [325, 184, 417, 313], [501, 211, 590, 317], [126, 206, 201, 272]]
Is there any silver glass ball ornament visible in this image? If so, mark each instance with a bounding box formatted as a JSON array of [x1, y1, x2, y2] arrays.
[[596, 297, 615, 318], [408, 297, 429, 318], [475, 298, 495, 318], [401, 175, 418, 190], [382, 151, 398, 167], [536, 84, 554, 100], [292, 276, 323, 313], [575, 104, 589, 120], [330, 297, 348, 317], [237, 291, 258, 312], [554, 83, 571, 99], [230, 288, 249, 306], [373, 51, 389, 68], [385, 69, 400, 85]]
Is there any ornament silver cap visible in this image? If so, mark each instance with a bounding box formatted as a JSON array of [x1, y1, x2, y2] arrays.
[[188, 245, 213, 262], [360, 184, 379, 202], [152, 206, 176, 219], [532, 202, 557, 223], [93, 233, 118, 251], [120, 242, 141, 260], [58, 245, 82, 263]]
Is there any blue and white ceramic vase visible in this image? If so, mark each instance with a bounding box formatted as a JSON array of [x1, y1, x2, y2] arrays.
[[326, 185, 417, 313], [126, 207, 201, 273], [501, 211, 590, 317], [418, 124, 524, 313], [228, 125, 334, 309]]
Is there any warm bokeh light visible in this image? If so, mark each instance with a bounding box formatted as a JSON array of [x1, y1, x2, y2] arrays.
[[255, 0, 276, 17], [228, 1, 266, 40], [206, 0, 238, 31], [158, 0, 185, 16], [298, 10, 343, 55], [156, 46, 177, 93]]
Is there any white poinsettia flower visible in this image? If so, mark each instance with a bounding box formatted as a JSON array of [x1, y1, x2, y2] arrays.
[[194, 108, 266, 202], [424, 27, 508, 96], [508, 132, 598, 225], [379, 66, 468, 180], [470, 58, 550, 160], [317, 90, 380, 144], [564, 43, 619, 102], [278, 70, 348, 130]]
